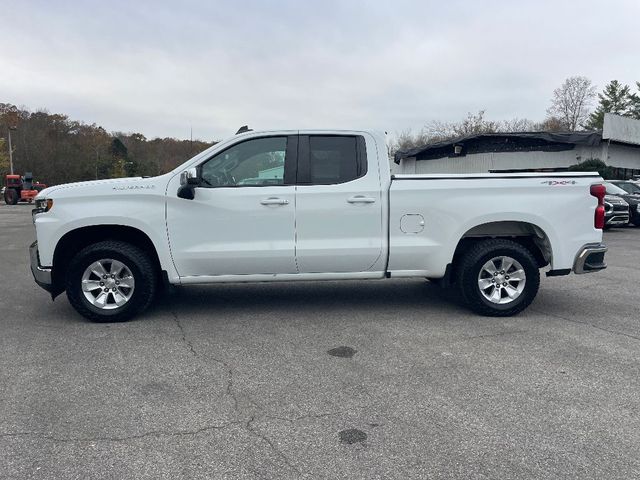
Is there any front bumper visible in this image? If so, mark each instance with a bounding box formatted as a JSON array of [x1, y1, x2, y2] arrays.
[[29, 241, 54, 292], [573, 243, 607, 274], [605, 213, 629, 226]]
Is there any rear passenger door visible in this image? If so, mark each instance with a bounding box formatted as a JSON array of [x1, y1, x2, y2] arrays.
[[295, 134, 383, 273]]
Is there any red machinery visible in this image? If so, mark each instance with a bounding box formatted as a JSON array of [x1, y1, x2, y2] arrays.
[[3, 173, 46, 205]]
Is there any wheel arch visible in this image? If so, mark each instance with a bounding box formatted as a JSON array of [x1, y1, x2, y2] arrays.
[[51, 225, 163, 297], [452, 220, 553, 271]]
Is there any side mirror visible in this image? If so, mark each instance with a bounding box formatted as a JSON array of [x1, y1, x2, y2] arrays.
[[178, 167, 199, 200], [177, 184, 195, 200]]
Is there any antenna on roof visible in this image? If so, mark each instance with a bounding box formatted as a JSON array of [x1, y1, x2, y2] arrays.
[[235, 125, 252, 135]]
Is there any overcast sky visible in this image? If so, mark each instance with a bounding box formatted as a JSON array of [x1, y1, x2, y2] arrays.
[[2, 0, 639, 141]]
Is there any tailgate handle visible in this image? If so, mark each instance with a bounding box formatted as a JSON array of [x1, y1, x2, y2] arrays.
[[347, 195, 376, 204], [260, 197, 289, 205]]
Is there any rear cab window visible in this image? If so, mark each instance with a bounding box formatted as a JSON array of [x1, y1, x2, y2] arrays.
[[298, 135, 367, 185]]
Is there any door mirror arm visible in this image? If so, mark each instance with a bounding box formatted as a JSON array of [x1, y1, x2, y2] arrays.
[[178, 167, 200, 200]]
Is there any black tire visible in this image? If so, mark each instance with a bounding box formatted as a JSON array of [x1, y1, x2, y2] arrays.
[[455, 239, 540, 317], [65, 240, 157, 322], [4, 189, 18, 205]]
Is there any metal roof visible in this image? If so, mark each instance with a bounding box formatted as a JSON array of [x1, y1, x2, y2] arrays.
[[603, 113, 640, 146]]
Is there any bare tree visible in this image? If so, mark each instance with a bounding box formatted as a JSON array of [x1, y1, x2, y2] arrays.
[[390, 111, 541, 156], [537, 116, 567, 132], [500, 117, 537, 132], [425, 110, 499, 139], [547, 76, 597, 131]]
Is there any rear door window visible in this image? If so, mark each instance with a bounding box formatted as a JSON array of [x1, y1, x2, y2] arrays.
[[299, 135, 367, 185]]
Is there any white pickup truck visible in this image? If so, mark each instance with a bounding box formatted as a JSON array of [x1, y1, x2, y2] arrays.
[[30, 129, 608, 322]]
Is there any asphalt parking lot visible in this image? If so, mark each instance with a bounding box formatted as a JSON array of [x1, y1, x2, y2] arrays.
[[1, 204, 640, 479]]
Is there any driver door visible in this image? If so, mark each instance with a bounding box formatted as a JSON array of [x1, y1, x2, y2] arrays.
[[166, 134, 298, 277]]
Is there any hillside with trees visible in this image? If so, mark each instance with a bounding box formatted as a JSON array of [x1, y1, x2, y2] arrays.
[[0, 103, 215, 186]]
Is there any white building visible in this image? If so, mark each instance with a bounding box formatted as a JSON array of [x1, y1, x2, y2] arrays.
[[394, 114, 640, 178]]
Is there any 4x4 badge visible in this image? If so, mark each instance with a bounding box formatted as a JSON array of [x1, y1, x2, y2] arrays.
[[540, 180, 577, 186]]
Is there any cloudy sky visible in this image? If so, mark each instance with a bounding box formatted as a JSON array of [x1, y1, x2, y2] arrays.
[[2, 0, 639, 141]]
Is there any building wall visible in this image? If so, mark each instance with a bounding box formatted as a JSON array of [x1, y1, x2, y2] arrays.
[[398, 143, 640, 174], [605, 144, 640, 170]]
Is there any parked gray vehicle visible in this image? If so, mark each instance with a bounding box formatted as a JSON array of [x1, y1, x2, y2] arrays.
[[608, 180, 640, 226], [603, 189, 630, 229]]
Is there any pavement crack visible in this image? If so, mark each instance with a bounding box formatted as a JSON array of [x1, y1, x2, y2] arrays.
[[207, 355, 240, 412], [0, 431, 39, 439], [245, 416, 302, 475], [171, 312, 242, 412], [172, 311, 197, 357], [538, 309, 640, 342], [0, 421, 244, 444]]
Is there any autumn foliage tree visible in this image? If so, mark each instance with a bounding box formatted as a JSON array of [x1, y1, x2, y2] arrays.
[[0, 103, 215, 186]]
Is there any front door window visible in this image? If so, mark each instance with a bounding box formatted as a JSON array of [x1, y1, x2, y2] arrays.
[[201, 137, 287, 187]]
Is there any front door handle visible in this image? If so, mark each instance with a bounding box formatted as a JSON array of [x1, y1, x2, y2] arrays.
[[347, 195, 376, 204], [260, 197, 289, 206]]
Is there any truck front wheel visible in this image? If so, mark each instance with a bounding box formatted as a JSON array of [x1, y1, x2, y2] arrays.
[[456, 239, 540, 317], [65, 240, 157, 322]]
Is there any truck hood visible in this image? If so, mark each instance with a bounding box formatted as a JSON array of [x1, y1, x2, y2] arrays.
[[37, 176, 166, 199]]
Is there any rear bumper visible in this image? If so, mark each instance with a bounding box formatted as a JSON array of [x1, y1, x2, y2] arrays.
[[573, 243, 607, 274], [29, 241, 54, 292]]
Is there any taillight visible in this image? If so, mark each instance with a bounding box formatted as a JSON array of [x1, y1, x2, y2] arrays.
[[590, 184, 606, 229]]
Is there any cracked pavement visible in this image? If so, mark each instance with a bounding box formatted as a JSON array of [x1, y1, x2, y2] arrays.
[[2, 205, 640, 479]]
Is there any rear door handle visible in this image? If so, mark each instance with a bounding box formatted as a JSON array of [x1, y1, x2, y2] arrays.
[[260, 197, 289, 205], [347, 195, 376, 204]]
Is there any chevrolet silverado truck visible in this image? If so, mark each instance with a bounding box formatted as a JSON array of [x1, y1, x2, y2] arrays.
[[30, 129, 608, 322]]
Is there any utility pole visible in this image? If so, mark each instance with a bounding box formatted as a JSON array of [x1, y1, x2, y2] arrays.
[[8, 126, 16, 175], [94, 146, 100, 180]]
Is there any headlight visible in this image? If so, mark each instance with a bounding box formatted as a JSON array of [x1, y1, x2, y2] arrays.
[[33, 198, 54, 214]]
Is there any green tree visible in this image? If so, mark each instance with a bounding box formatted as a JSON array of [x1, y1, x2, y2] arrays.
[[110, 138, 129, 178], [568, 159, 617, 179], [0, 138, 9, 175], [628, 82, 640, 120], [586, 80, 632, 130]]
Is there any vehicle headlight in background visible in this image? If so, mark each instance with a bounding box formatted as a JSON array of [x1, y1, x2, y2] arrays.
[[33, 198, 54, 214]]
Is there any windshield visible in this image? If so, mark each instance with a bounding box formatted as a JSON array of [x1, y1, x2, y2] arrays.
[[604, 182, 629, 195], [613, 181, 640, 194]]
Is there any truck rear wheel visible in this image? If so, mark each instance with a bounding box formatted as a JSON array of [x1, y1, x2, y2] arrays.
[[4, 189, 18, 205], [456, 239, 540, 317], [65, 240, 157, 322]]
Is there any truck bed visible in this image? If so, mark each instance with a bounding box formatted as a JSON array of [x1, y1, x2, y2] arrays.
[[387, 172, 602, 277]]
